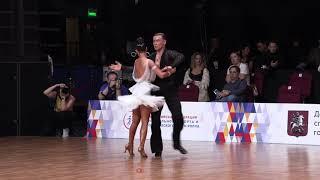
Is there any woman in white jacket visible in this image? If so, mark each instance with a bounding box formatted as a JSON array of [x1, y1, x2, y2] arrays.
[[183, 52, 210, 101]]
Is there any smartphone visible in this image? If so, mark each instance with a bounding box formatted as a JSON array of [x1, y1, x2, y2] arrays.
[[213, 89, 220, 95]]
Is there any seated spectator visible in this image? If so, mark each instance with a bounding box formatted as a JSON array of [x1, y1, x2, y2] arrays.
[[266, 40, 283, 70], [287, 39, 306, 69], [183, 52, 210, 101], [216, 66, 247, 102], [98, 71, 128, 100], [43, 83, 76, 137], [225, 51, 250, 85], [253, 40, 268, 72], [207, 37, 228, 71], [307, 39, 320, 72], [241, 43, 254, 73]]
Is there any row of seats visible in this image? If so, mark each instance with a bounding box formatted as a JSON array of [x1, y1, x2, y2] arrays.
[[178, 69, 320, 103], [276, 72, 312, 103], [254, 70, 318, 103]]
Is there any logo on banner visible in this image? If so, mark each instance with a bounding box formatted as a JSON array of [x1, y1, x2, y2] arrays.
[[287, 111, 308, 137], [123, 112, 132, 130]]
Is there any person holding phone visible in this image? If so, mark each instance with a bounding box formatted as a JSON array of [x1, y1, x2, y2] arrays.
[[216, 66, 247, 102]]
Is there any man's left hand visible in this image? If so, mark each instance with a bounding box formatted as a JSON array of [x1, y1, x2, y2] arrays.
[[169, 67, 176, 75], [161, 66, 176, 76], [162, 66, 173, 71]]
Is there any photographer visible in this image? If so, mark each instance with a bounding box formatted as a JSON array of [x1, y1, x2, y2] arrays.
[[43, 83, 76, 137], [98, 71, 128, 100]]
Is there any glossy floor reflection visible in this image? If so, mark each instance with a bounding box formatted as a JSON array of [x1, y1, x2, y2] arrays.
[[0, 137, 319, 179]]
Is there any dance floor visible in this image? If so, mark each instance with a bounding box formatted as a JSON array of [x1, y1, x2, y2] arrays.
[[1, 137, 320, 179]]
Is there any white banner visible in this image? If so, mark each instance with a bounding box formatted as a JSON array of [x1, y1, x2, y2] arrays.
[[87, 100, 320, 145]]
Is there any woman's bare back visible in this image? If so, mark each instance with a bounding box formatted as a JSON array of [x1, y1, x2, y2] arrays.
[[133, 56, 170, 81], [134, 57, 149, 80]]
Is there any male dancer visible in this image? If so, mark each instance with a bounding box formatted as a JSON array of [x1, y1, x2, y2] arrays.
[[149, 33, 187, 157]]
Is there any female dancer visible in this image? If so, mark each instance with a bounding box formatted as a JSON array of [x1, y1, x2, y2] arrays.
[[118, 37, 175, 158]]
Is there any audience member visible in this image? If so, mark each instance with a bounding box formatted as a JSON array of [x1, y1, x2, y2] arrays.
[[266, 40, 283, 70], [207, 37, 227, 71], [183, 52, 210, 101], [216, 66, 247, 102], [287, 40, 306, 69], [241, 43, 254, 73], [307, 40, 320, 72], [98, 71, 128, 100], [225, 51, 250, 85], [43, 83, 76, 137], [253, 40, 268, 72]]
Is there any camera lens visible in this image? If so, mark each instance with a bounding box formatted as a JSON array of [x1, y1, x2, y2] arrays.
[[61, 87, 69, 94]]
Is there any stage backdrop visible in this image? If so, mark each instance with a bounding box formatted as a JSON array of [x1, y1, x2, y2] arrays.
[[87, 100, 320, 145]]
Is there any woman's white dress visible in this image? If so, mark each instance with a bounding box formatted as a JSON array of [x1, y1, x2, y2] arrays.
[[117, 60, 165, 112]]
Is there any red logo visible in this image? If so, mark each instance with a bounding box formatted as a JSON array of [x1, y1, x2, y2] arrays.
[[287, 111, 308, 137]]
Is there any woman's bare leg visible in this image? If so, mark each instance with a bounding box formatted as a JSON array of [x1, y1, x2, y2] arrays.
[[138, 105, 152, 158], [126, 108, 141, 156]]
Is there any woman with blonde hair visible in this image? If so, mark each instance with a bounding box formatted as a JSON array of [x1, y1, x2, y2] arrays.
[[183, 52, 210, 101]]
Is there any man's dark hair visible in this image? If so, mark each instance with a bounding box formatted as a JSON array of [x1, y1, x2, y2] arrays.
[[153, 32, 167, 40], [229, 65, 240, 73], [268, 40, 279, 45], [256, 40, 267, 45], [228, 49, 241, 58], [106, 71, 118, 79], [241, 43, 251, 49]]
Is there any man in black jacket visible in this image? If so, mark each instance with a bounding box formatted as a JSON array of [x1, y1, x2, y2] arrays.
[[149, 33, 187, 157]]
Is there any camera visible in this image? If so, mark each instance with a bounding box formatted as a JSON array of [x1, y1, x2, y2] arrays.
[[61, 87, 70, 94], [117, 77, 123, 85]]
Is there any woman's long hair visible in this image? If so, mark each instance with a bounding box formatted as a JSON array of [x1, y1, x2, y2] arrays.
[[190, 52, 206, 70]]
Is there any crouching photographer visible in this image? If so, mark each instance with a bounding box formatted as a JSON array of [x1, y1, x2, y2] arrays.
[[42, 83, 76, 137]]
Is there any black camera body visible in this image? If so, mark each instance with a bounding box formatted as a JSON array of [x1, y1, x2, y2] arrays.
[[61, 87, 70, 94]]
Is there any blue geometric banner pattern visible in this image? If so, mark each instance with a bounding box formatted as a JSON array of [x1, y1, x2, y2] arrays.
[[212, 102, 270, 143]]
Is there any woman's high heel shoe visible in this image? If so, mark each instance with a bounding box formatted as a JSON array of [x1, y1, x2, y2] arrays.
[[124, 144, 134, 156], [138, 147, 148, 158]]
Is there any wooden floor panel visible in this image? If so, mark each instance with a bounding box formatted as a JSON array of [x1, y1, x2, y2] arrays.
[[0, 137, 320, 179]]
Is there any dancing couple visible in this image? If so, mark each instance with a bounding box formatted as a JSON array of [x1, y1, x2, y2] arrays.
[[110, 33, 188, 158]]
